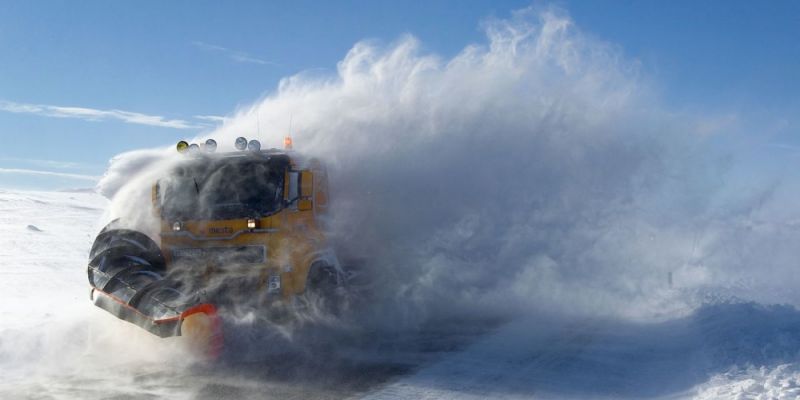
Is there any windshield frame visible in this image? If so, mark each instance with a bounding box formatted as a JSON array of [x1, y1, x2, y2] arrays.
[[157, 153, 290, 221]]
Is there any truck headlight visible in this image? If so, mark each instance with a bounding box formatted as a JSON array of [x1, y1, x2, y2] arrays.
[[172, 221, 183, 231], [247, 218, 256, 229]]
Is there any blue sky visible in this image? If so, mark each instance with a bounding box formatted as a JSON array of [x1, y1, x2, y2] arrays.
[[0, 0, 798, 190]]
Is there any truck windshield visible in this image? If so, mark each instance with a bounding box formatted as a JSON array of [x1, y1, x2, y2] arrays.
[[158, 155, 287, 221]]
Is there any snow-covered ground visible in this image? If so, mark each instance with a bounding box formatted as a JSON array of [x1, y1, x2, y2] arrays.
[[0, 189, 105, 323], [365, 304, 800, 399], [0, 190, 404, 399], [2, 189, 800, 399]]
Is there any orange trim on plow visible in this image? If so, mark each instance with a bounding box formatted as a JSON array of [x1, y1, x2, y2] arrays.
[[90, 286, 181, 323], [181, 303, 224, 360], [91, 287, 224, 359]]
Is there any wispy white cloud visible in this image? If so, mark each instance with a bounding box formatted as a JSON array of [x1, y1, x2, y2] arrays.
[[0, 168, 100, 181], [0, 157, 89, 169], [192, 41, 278, 66], [193, 114, 227, 123], [765, 143, 800, 154], [694, 113, 739, 136], [0, 100, 203, 129]]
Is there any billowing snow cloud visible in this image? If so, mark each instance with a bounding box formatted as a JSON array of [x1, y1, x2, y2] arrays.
[[98, 6, 797, 324]]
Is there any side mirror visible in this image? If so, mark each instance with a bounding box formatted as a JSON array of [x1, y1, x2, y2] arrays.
[[287, 171, 299, 201], [287, 170, 314, 211]]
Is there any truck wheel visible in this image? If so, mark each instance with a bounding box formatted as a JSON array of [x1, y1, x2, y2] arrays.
[[305, 263, 341, 314]]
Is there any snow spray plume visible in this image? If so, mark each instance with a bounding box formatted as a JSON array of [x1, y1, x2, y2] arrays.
[[98, 7, 794, 331], [198, 7, 687, 325], [98, 148, 178, 237]]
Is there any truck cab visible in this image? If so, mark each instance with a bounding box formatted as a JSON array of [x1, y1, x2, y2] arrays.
[[87, 137, 342, 352], [154, 143, 339, 302]]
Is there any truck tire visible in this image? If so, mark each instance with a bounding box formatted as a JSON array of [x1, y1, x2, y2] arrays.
[[305, 262, 341, 314]]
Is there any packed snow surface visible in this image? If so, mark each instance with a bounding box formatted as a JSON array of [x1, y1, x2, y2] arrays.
[[0, 190, 413, 399], [2, 190, 800, 399], [366, 304, 800, 399]]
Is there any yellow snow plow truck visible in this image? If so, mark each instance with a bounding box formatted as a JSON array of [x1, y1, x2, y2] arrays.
[[87, 137, 343, 357]]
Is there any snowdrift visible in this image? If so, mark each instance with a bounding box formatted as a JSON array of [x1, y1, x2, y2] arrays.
[[365, 302, 800, 399]]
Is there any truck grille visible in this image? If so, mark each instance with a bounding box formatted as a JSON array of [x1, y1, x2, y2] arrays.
[[171, 245, 266, 265]]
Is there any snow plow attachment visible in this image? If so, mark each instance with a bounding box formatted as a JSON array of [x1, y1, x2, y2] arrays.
[[87, 227, 222, 357]]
